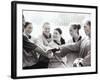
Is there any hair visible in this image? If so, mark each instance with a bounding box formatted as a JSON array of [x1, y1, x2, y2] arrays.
[[86, 20, 91, 27], [42, 22, 50, 28], [70, 23, 81, 35], [55, 28, 62, 35], [24, 22, 32, 29], [71, 24, 81, 30]]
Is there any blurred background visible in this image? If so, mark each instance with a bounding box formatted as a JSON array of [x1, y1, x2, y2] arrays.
[[23, 10, 90, 42]]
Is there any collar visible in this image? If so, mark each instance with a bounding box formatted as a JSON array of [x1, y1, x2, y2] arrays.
[[73, 36, 82, 42], [23, 32, 31, 39]]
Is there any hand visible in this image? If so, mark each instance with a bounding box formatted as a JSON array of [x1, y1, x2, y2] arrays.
[[46, 50, 54, 58], [73, 58, 84, 67], [50, 48, 60, 53]]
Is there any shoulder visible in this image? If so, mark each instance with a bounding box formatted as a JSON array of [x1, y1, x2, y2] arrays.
[[23, 35, 28, 41]]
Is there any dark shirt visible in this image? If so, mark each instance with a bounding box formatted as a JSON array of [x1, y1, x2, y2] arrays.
[[23, 34, 38, 67], [53, 37, 65, 45]]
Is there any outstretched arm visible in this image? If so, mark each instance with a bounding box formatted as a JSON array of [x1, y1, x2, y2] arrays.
[[34, 46, 48, 57], [55, 41, 81, 57]]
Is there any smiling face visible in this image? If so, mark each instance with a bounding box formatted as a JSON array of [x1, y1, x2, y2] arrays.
[[25, 23, 33, 34], [84, 22, 91, 37], [53, 30, 61, 41], [69, 26, 78, 38], [43, 23, 50, 36]]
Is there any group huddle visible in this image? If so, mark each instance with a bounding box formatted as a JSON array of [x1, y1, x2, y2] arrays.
[[23, 19, 91, 69]]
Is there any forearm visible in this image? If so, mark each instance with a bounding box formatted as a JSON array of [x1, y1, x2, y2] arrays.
[[34, 46, 48, 57], [55, 43, 80, 58], [82, 54, 91, 66]]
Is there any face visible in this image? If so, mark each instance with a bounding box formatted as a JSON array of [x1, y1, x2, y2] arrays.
[[53, 30, 61, 41], [69, 26, 78, 37], [43, 24, 50, 35], [25, 23, 33, 34], [84, 23, 91, 37]]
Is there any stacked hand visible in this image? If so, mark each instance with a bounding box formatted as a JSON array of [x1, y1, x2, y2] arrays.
[[73, 58, 84, 67], [46, 48, 60, 58], [46, 50, 54, 58]]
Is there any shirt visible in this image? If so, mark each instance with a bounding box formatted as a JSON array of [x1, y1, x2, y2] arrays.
[[23, 34, 38, 67], [57, 37, 91, 66]]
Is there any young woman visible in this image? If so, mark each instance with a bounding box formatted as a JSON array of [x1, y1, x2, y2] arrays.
[[66, 23, 82, 67], [48, 28, 67, 68]]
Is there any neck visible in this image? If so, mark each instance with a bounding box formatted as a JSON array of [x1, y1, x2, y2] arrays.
[[54, 38, 61, 45], [56, 37, 61, 43], [24, 31, 29, 36], [43, 32, 51, 39]]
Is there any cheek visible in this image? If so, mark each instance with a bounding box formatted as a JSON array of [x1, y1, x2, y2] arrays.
[[85, 27, 89, 32], [53, 34, 57, 38], [69, 31, 72, 35], [47, 29, 50, 32], [44, 29, 49, 33], [70, 31, 74, 36], [28, 29, 32, 33]]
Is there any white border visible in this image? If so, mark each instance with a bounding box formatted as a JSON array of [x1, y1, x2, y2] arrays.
[[17, 3, 96, 77]]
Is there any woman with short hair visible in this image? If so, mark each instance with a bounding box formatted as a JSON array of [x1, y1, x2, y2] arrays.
[[66, 23, 82, 67], [48, 28, 67, 68]]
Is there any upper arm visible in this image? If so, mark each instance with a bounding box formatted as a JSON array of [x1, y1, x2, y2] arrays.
[[34, 46, 47, 57]]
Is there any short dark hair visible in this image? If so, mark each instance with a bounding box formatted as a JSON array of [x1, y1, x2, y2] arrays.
[[24, 22, 32, 29], [70, 23, 81, 35], [71, 24, 81, 30], [55, 28, 62, 34]]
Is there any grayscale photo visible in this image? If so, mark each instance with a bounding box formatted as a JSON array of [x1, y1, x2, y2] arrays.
[[22, 10, 91, 69], [11, 1, 97, 78]]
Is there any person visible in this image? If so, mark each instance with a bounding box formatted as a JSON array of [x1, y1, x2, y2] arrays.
[[81, 20, 91, 66], [55, 20, 91, 67], [66, 23, 82, 67], [36, 22, 52, 51], [36, 22, 52, 68], [23, 22, 49, 69], [48, 28, 67, 68]]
